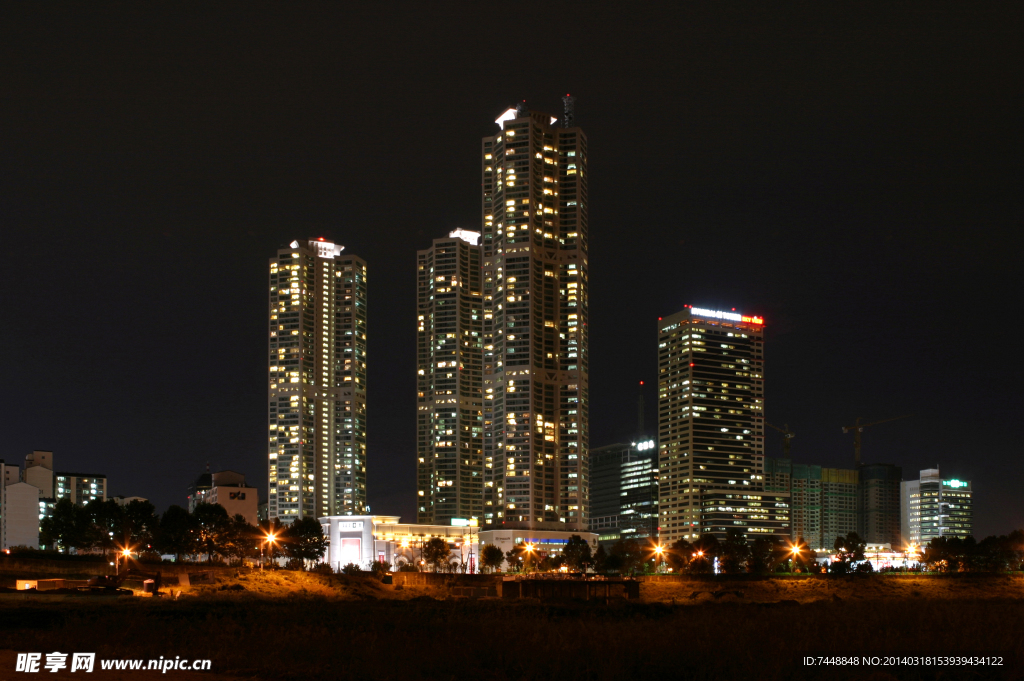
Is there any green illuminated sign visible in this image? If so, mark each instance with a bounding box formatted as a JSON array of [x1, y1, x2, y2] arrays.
[[944, 479, 967, 488]]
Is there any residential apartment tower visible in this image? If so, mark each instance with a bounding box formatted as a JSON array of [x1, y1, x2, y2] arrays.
[[479, 99, 590, 531], [416, 230, 485, 525], [268, 239, 367, 522]]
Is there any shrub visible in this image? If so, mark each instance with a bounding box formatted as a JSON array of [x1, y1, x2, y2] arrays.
[[398, 563, 419, 572], [285, 558, 304, 571], [370, 560, 391, 580], [341, 562, 362, 575]]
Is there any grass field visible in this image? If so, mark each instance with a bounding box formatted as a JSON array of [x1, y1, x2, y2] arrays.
[[2, 569, 1022, 680]]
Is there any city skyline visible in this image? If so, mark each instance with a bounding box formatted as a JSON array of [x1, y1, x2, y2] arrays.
[[2, 7, 1019, 538]]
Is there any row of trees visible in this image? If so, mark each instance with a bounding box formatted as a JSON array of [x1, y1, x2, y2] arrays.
[[39, 499, 327, 565], [922, 532, 1024, 572]]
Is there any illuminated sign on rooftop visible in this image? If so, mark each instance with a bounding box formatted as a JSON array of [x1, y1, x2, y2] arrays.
[[944, 479, 968, 489], [495, 108, 517, 130], [449, 228, 481, 245], [690, 307, 764, 325]]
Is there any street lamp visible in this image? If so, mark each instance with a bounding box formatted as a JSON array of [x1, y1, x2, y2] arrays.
[[262, 532, 277, 570], [116, 547, 132, 575], [654, 544, 664, 573], [790, 544, 801, 573], [524, 543, 534, 573]]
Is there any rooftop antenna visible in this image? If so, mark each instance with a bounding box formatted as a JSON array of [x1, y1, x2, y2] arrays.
[[562, 94, 575, 127], [637, 381, 645, 437]]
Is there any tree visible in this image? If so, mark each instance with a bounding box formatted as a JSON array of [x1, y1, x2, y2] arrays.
[[593, 545, 609, 573], [284, 517, 329, 568], [480, 544, 505, 573], [833, 532, 866, 568], [690, 533, 721, 573], [504, 543, 526, 572], [116, 500, 160, 552], [610, 539, 644, 575], [82, 498, 125, 551], [666, 538, 693, 573], [421, 537, 451, 572], [40, 498, 89, 552], [192, 503, 231, 562], [221, 515, 258, 562], [370, 559, 392, 580], [748, 537, 778, 574], [158, 505, 197, 561], [561, 535, 593, 571], [719, 528, 751, 574]]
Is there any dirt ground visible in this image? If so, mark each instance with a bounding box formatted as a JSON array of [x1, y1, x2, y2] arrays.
[[638, 573, 1024, 604]]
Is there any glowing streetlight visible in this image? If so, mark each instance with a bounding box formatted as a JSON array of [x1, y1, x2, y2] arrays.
[[261, 532, 278, 570]]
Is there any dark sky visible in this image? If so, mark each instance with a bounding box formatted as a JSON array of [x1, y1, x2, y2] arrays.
[[2, 5, 1021, 538]]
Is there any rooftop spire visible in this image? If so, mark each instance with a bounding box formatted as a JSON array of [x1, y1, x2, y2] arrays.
[[562, 94, 575, 128]]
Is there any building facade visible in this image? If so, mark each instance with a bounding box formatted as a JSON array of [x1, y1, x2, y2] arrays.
[[479, 99, 590, 531], [764, 458, 822, 547], [268, 238, 368, 522], [657, 307, 766, 544], [821, 467, 859, 549], [901, 468, 973, 546], [477, 528, 599, 570], [194, 470, 259, 526], [1, 482, 40, 550], [23, 450, 54, 499], [859, 463, 902, 547], [320, 515, 480, 572], [589, 439, 659, 546], [416, 230, 485, 525], [764, 458, 862, 551], [54, 473, 107, 505]]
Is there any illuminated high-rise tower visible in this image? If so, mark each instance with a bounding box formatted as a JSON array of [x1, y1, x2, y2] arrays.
[[479, 98, 590, 531], [416, 230, 484, 525], [268, 239, 367, 522], [657, 307, 787, 544]]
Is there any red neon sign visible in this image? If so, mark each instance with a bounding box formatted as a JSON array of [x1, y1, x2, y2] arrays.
[[741, 316, 764, 325]]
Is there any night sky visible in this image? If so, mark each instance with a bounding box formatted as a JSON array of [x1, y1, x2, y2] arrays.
[[3, 5, 1021, 538]]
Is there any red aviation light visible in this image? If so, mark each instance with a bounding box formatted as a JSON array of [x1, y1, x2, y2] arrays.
[[689, 363, 695, 367], [639, 380, 644, 385]]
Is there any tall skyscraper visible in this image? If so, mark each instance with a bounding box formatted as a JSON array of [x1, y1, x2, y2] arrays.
[[822, 467, 859, 547], [480, 99, 590, 531], [416, 230, 484, 525], [901, 468, 973, 546], [268, 238, 367, 522], [590, 439, 659, 546], [657, 306, 773, 544], [764, 458, 822, 546], [858, 463, 902, 546], [764, 458, 860, 550]]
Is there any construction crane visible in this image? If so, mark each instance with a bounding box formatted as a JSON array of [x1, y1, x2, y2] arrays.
[[766, 423, 795, 458], [842, 415, 910, 466]]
